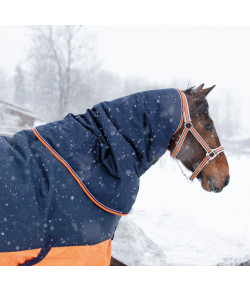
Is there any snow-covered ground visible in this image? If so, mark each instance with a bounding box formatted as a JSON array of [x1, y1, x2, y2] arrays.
[[113, 152, 250, 266]]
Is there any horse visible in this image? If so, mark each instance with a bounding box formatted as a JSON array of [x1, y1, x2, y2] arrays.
[[0, 84, 229, 266], [169, 84, 229, 192]]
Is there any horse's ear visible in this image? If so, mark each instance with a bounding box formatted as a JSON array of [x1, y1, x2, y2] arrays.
[[202, 85, 216, 97], [196, 84, 205, 92]]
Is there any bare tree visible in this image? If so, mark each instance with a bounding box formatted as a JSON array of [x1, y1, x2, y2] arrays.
[[0, 67, 13, 103], [14, 64, 26, 105], [27, 25, 99, 120]]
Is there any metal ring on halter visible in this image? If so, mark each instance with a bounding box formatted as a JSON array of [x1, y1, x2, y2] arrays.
[[185, 122, 192, 129], [208, 151, 216, 159]]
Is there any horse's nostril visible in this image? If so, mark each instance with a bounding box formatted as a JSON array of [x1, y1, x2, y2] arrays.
[[213, 187, 223, 193], [208, 176, 216, 188], [223, 175, 230, 188], [208, 175, 230, 192], [208, 176, 222, 193]]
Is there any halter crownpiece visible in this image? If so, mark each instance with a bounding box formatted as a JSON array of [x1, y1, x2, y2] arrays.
[[171, 89, 224, 182]]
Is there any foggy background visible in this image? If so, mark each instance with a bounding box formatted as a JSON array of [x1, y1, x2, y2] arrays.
[[0, 25, 249, 156], [0, 0, 249, 283]]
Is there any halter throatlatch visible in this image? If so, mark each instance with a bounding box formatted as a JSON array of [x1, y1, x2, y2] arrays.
[[171, 89, 224, 182]]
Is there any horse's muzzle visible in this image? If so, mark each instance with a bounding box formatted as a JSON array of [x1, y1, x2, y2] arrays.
[[208, 175, 230, 193]]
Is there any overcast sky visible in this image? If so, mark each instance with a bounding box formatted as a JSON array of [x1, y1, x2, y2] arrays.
[[0, 25, 249, 134]]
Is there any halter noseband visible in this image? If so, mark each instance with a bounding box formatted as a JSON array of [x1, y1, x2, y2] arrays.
[[171, 89, 224, 182]]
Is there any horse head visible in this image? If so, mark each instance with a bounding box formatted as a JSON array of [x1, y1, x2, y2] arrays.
[[169, 84, 230, 192]]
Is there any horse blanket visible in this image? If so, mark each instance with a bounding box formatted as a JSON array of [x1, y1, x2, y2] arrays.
[[0, 88, 182, 265]]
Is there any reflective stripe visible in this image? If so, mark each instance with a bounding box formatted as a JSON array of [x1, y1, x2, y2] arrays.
[[172, 128, 189, 158], [214, 147, 224, 154], [177, 89, 191, 123], [190, 128, 212, 153], [190, 156, 210, 181]]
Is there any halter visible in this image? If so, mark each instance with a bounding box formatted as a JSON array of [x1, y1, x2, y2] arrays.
[[171, 89, 224, 182]]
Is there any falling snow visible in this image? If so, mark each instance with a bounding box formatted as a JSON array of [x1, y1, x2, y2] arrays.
[[113, 152, 250, 265]]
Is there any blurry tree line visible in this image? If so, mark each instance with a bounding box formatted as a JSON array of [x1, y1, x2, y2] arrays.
[[0, 25, 240, 140], [7, 25, 160, 123], [0, 67, 13, 102]]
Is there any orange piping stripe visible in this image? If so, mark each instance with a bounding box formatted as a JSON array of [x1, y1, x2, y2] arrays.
[[190, 156, 210, 180], [32, 128, 127, 217]]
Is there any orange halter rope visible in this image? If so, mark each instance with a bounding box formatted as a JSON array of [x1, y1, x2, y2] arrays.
[[171, 89, 224, 181]]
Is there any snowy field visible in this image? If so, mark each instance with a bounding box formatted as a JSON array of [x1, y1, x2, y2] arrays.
[[113, 152, 250, 266]]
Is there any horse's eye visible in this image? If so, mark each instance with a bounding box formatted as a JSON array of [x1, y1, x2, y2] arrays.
[[204, 124, 213, 131]]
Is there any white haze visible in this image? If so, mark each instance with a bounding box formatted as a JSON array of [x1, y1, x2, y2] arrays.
[[0, 25, 250, 266], [0, 25, 249, 137]]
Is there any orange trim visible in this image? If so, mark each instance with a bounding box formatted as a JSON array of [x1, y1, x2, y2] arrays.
[[190, 156, 210, 180], [183, 97, 190, 123], [190, 128, 211, 153], [0, 239, 112, 266], [32, 128, 127, 217], [214, 147, 224, 153], [172, 128, 188, 157], [177, 89, 190, 124], [174, 89, 185, 134]]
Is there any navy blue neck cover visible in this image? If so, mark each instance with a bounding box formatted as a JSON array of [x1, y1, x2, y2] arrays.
[[0, 88, 182, 254], [35, 88, 182, 215]]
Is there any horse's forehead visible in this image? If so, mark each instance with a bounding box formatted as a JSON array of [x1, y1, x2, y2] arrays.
[[190, 97, 209, 116], [190, 91, 206, 101]]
